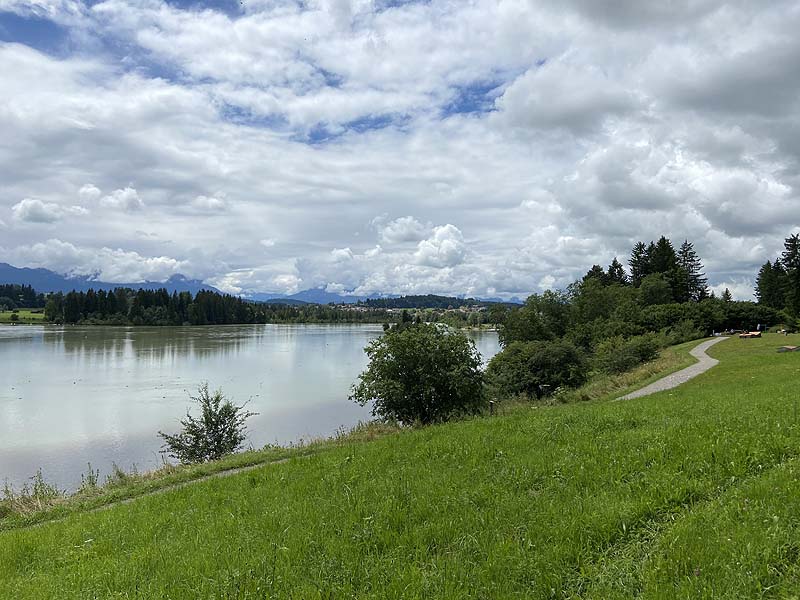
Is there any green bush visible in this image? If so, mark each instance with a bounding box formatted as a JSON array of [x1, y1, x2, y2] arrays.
[[594, 333, 660, 375], [664, 319, 704, 345], [350, 323, 484, 424], [159, 384, 256, 464], [486, 339, 588, 399]]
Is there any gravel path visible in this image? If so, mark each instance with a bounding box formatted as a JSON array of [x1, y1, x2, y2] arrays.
[[617, 336, 729, 400]]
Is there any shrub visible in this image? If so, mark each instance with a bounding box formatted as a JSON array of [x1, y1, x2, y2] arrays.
[[350, 323, 484, 424], [664, 319, 704, 345], [486, 339, 588, 399], [159, 383, 256, 464], [594, 333, 660, 374]]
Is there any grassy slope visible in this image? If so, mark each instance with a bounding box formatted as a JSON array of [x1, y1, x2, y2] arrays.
[[2, 336, 800, 598]]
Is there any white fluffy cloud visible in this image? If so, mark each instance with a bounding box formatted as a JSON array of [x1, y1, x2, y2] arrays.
[[99, 187, 144, 211], [1, 1, 799, 298], [5, 238, 188, 282], [11, 198, 88, 223], [78, 183, 101, 202], [414, 224, 466, 268], [495, 62, 637, 134], [11, 198, 63, 223], [377, 216, 429, 244]]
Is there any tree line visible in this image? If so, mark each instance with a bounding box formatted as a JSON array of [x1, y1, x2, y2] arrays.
[[0, 284, 46, 311], [43, 288, 395, 326]]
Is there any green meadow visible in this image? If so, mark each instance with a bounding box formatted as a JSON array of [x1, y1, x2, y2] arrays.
[[0, 309, 45, 324], [2, 335, 800, 598]]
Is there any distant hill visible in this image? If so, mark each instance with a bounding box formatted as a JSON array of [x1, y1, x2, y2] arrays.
[[260, 298, 310, 306], [361, 294, 485, 309], [249, 289, 524, 306], [0, 263, 221, 295], [358, 294, 522, 309], [247, 288, 396, 305]]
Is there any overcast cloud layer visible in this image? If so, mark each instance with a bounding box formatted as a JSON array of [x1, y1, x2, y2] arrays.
[[1, 0, 799, 299]]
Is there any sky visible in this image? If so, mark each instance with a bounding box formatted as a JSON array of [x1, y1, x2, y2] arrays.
[[0, 0, 799, 299]]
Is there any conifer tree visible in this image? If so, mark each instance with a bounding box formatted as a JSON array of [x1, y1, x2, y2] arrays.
[[782, 234, 800, 315], [677, 240, 708, 302], [606, 257, 628, 285], [649, 236, 678, 275], [756, 261, 783, 309], [629, 242, 650, 287], [582, 264, 608, 285]]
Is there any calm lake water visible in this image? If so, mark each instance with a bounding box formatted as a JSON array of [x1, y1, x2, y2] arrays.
[[0, 324, 500, 491]]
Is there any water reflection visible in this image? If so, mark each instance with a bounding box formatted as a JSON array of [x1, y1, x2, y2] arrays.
[[0, 324, 500, 491]]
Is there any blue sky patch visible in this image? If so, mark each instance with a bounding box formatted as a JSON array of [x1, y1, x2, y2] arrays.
[[0, 11, 71, 56], [218, 102, 290, 130], [442, 81, 503, 117]]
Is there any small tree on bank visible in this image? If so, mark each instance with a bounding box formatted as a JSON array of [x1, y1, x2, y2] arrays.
[[159, 383, 256, 464], [350, 323, 485, 425]]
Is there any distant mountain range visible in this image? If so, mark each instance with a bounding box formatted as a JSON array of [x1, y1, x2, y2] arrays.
[[0, 263, 221, 295], [0, 262, 524, 305]]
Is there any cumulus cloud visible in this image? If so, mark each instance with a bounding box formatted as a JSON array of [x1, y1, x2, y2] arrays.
[[414, 225, 466, 268], [11, 198, 63, 223], [78, 183, 101, 202], [378, 216, 429, 244], [5, 239, 189, 283], [495, 62, 637, 134], [99, 187, 144, 211]]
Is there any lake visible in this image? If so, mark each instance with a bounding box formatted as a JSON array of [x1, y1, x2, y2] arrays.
[[0, 324, 500, 491]]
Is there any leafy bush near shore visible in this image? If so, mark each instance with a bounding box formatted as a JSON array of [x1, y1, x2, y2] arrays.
[[351, 323, 484, 424], [159, 384, 256, 464]]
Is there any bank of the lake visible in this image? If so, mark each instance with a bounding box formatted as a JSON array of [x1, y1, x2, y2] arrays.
[[0, 324, 500, 492], [3, 337, 798, 598]]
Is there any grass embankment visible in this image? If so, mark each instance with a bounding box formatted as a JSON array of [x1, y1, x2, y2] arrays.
[[0, 309, 45, 324], [2, 336, 799, 598]]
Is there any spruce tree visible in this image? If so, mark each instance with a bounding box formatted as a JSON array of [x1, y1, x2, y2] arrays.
[[606, 257, 628, 285], [649, 236, 678, 275], [782, 234, 800, 315], [755, 261, 784, 309], [677, 240, 708, 302], [629, 241, 650, 287], [583, 264, 608, 285]]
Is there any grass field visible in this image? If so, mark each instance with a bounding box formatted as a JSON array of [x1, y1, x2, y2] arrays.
[[0, 309, 45, 324], [2, 335, 800, 598]]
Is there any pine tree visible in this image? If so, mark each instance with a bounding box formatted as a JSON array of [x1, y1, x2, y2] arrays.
[[629, 241, 650, 287], [677, 240, 708, 302], [721, 288, 733, 302], [756, 261, 784, 309], [583, 264, 608, 285], [649, 236, 678, 275], [606, 257, 628, 285], [782, 234, 800, 316]]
